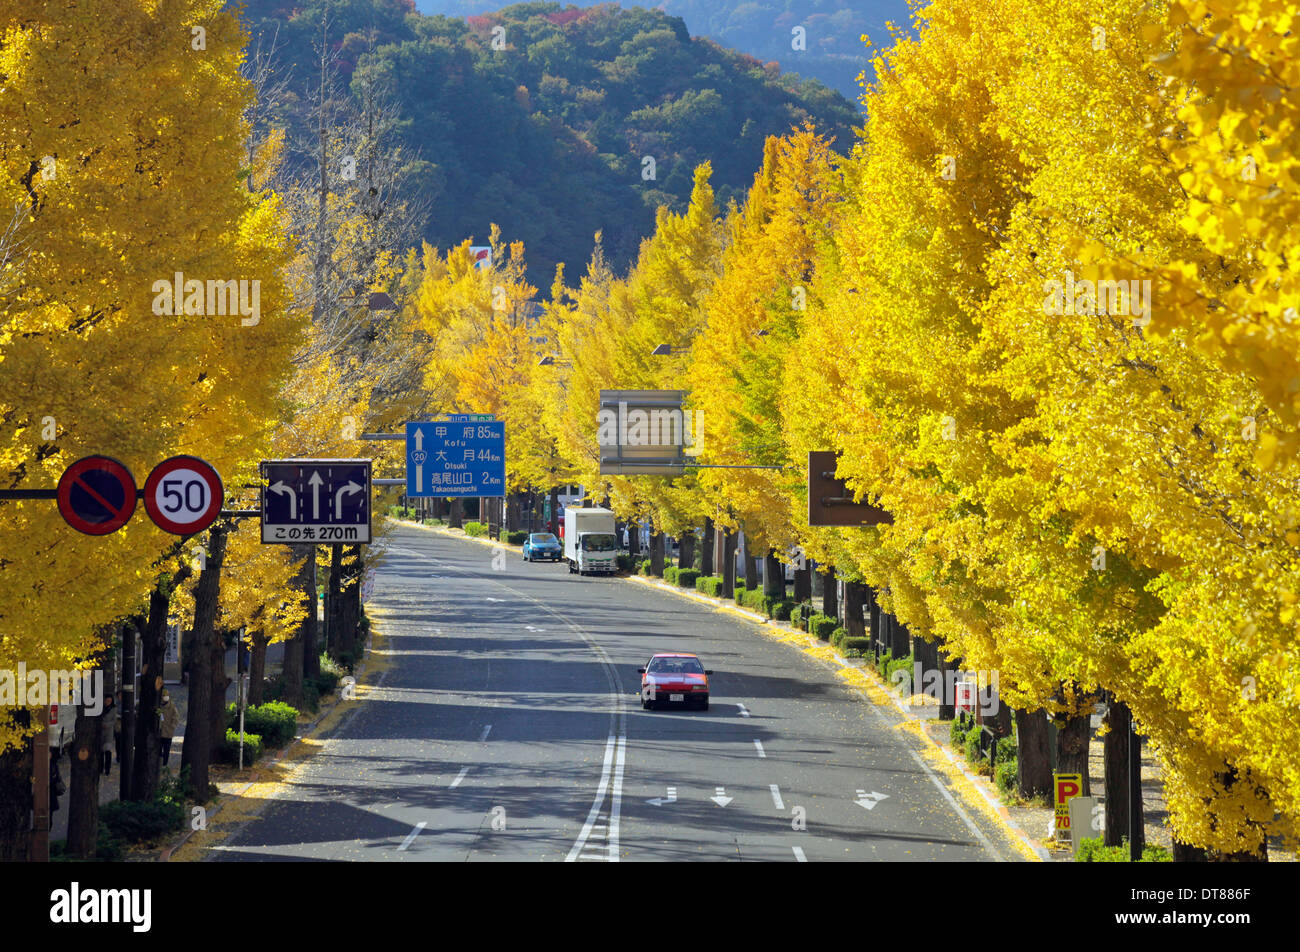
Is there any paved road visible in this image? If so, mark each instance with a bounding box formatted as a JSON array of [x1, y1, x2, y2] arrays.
[[212, 523, 1024, 862]]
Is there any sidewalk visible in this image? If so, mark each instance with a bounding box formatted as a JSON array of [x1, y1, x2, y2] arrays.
[[49, 639, 286, 847]]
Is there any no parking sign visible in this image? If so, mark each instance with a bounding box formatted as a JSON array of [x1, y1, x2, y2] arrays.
[[56, 456, 137, 535]]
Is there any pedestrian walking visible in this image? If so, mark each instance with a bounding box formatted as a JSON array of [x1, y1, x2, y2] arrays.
[[50, 752, 65, 813], [159, 690, 178, 766], [100, 693, 117, 775]]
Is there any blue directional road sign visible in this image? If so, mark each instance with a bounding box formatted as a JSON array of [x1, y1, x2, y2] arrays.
[[406, 420, 505, 498], [260, 459, 371, 544]]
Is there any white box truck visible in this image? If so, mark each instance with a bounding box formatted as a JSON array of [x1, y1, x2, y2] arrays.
[[565, 507, 618, 575]]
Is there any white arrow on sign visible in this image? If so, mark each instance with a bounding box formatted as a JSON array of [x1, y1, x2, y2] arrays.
[[414, 428, 424, 451], [414, 463, 423, 493], [269, 481, 297, 519], [854, 789, 889, 810], [308, 471, 324, 519], [647, 786, 677, 806], [335, 480, 362, 517], [710, 786, 732, 808]]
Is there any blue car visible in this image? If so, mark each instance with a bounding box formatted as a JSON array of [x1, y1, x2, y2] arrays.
[[522, 532, 562, 562]]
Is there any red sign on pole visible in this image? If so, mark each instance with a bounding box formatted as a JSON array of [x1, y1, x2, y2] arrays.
[[56, 456, 137, 535], [143, 456, 224, 535]]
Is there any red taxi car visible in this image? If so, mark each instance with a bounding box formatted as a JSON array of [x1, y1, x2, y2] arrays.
[[638, 652, 712, 711]]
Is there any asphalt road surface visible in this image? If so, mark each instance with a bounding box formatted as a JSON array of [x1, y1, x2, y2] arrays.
[[211, 523, 1026, 862]]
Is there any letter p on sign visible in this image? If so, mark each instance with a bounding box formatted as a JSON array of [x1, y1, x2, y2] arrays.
[[1054, 773, 1082, 831]]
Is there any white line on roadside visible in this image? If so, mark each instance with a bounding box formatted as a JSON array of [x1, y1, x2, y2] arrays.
[[753, 739, 766, 758], [397, 822, 426, 851], [792, 846, 807, 862], [450, 767, 469, 788], [566, 734, 616, 862], [770, 784, 784, 810], [479, 724, 492, 742], [609, 734, 626, 862]]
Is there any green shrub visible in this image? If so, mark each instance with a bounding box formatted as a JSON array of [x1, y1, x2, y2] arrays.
[[829, 627, 848, 648], [386, 505, 416, 519], [663, 566, 679, 585], [226, 700, 299, 748], [695, 575, 723, 597], [995, 759, 1018, 800], [964, 726, 985, 768], [994, 736, 1017, 765], [99, 795, 186, 845], [809, 614, 838, 640], [770, 599, 795, 621], [616, 553, 635, 572], [640, 559, 651, 575], [675, 568, 700, 588], [950, 714, 973, 747], [734, 585, 749, 604], [506, 530, 528, 545], [217, 728, 264, 766], [1076, 838, 1173, 862], [316, 653, 346, 696], [843, 636, 873, 654], [885, 654, 915, 694], [463, 521, 487, 537], [791, 602, 815, 629]]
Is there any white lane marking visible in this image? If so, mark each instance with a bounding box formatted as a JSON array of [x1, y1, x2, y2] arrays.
[[608, 734, 626, 862], [479, 725, 492, 743], [647, 786, 678, 806], [397, 822, 426, 851], [770, 784, 785, 810], [753, 739, 766, 758], [710, 786, 733, 807], [855, 789, 889, 810], [566, 734, 616, 862], [737, 703, 750, 718], [792, 846, 807, 862], [450, 767, 469, 788]]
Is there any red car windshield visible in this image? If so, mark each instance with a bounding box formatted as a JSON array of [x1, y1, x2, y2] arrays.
[[648, 657, 704, 675]]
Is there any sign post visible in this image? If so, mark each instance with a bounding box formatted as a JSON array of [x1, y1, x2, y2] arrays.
[[1054, 772, 1083, 838], [260, 459, 371, 544]]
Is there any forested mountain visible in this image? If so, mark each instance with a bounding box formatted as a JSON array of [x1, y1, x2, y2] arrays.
[[235, 0, 861, 285], [414, 1, 909, 100]]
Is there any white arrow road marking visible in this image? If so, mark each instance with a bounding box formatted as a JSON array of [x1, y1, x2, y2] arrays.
[[854, 789, 890, 810], [647, 786, 678, 806], [710, 786, 733, 807], [269, 480, 297, 519], [478, 725, 492, 743], [450, 767, 469, 788], [737, 703, 750, 717], [753, 739, 766, 758], [485, 597, 505, 602], [792, 846, 807, 862], [307, 471, 324, 519], [770, 784, 784, 810], [335, 480, 363, 518], [608, 734, 626, 861], [397, 821, 426, 851]]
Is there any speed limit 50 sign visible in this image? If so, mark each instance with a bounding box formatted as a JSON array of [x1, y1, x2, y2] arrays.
[[143, 456, 224, 535]]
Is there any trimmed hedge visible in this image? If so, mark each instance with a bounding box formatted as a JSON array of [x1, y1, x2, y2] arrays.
[[663, 565, 679, 584], [463, 521, 487, 537], [218, 728, 264, 765], [1076, 838, 1173, 862], [506, 530, 528, 545], [791, 602, 815, 630], [226, 700, 299, 748], [809, 614, 838, 640], [695, 575, 724, 597], [99, 774, 187, 845], [885, 654, 915, 694], [617, 553, 635, 572], [829, 627, 848, 648], [843, 635, 873, 653], [674, 568, 700, 588]]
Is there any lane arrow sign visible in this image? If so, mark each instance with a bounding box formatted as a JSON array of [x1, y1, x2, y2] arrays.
[[308, 471, 324, 520], [854, 789, 889, 810], [710, 786, 732, 808], [269, 480, 297, 519], [647, 786, 677, 806], [335, 480, 362, 517], [415, 463, 423, 493], [414, 428, 424, 451]]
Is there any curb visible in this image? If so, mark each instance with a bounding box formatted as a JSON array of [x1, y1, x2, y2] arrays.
[[625, 573, 1051, 862]]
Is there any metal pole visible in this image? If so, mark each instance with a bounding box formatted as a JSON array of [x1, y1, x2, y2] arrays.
[[120, 625, 135, 802], [31, 709, 49, 861], [1128, 719, 1142, 861], [237, 628, 247, 770]]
